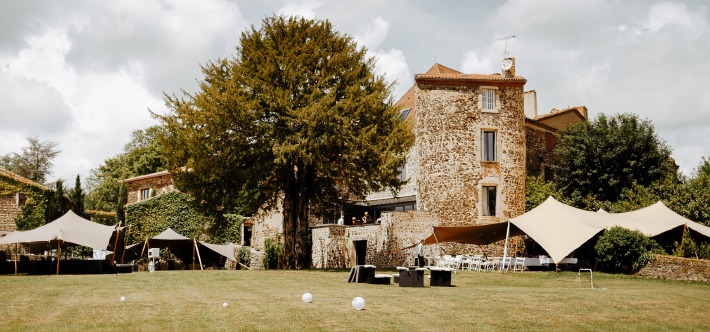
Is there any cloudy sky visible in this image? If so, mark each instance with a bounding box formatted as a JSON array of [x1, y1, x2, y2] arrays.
[[1, 0, 709, 184]]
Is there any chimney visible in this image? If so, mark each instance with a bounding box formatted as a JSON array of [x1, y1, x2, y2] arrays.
[[524, 90, 538, 119]]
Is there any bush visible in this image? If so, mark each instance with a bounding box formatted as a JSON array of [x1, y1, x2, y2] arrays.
[[237, 246, 251, 270], [595, 226, 662, 273], [263, 236, 282, 270], [673, 229, 710, 260]]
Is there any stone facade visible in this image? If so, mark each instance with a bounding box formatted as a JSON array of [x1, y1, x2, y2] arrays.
[[637, 255, 710, 283], [525, 122, 560, 179], [415, 77, 527, 227], [0, 195, 22, 234], [124, 171, 175, 205], [311, 211, 438, 268]]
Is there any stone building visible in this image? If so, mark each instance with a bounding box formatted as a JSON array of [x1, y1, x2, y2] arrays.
[[0, 168, 52, 250], [123, 170, 176, 205], [309, 60, 588, 268]]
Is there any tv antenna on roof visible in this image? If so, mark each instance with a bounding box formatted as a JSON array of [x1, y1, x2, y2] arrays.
[[494, 35, 516, 56]]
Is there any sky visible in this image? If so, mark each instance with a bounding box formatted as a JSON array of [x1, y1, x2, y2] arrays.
[[1, 0, 709, 185]]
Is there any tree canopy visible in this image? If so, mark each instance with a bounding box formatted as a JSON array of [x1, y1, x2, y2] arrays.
[[0, 137, 60, 184], [86, 126, 168, 212], [156, 16, 413, 268], [554, 113, 673, 207]]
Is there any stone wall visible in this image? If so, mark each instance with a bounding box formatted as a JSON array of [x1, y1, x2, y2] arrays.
[[0, 195, 21, 234], [125, 173, 175, 205], [636, 255, 710, 283], [414, 83, 526, 227], [525, 124, 559, 178], [311, 211, 438, 268]]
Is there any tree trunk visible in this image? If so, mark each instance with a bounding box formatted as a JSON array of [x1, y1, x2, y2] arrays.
[[280, 164, 311, 269]]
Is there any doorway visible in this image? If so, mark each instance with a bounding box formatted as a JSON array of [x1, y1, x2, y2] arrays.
[[354, 240, 367, 266]]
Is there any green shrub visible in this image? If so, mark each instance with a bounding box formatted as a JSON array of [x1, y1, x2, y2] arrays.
[[263, 236, 282, 269], [207, 213, 243, 245], [237, 246, 251, 270], [673, 229, 710, 259], [595, 226, 663, 273]]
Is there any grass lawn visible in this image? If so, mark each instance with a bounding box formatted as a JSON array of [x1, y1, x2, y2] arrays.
[[2, 269, 709, 331]]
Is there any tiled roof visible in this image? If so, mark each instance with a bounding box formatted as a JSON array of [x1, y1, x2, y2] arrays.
[[425, 63, 462, 75], [122, 170, 171, 183], [0, 168, 51, 191], [415, 72, 526, 82], [534, 106, 587, 121]]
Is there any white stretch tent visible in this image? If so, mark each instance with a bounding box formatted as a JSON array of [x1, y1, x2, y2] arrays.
[[510, 197, 710, 264], [510, 197, 604, 264], [198, 241, 237, 262], [0, 210, 116, 250]]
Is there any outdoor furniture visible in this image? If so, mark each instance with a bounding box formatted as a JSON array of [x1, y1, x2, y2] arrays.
[[397, 267, 425, 287], [370, 274, 392, 285], [429, 267, 453, 287], [469, 255, 483, 271], [498, 257, 512, 271], [480, 257, 497, 271], [347, 265, 376, 283], [512, 257, 526, 272], [578, 268, 594, 289]]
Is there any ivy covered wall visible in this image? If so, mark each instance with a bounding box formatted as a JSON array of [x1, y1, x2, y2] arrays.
[[125, 191, 243, 245], [0, 171, 51, 231]]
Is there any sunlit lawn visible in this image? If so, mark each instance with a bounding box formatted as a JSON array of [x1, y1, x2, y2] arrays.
[[2, 269, 709, 331]]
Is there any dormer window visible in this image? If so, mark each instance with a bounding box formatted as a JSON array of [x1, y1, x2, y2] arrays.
[[482, 88, 496, 111]]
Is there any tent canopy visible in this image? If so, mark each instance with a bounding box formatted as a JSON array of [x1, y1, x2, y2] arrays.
[[419, 222, 525, 247], [139, 228, 195, 262], [416, 196, 710, 265], [0, 210, 116, 250], [198, 241, 237, 262]]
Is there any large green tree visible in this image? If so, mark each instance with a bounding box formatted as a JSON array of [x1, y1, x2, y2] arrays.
[[157, 16, 412, 268], [69, 174, 85, 218], [86, 126, 168, 212], [1, 137, 60, 183], [554, 113, 673, 208]]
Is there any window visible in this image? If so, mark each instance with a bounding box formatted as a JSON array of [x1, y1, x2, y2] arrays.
[[482, 88, 496, 111], [482, 130, 497, 161], [482, 186, 497, 216], [16, 192, 27, 207], [397, 164, 407, 182], [140, 188, 151, 201]]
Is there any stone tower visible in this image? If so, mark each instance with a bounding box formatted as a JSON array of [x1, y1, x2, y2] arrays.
[[414, 64, 527, 226]]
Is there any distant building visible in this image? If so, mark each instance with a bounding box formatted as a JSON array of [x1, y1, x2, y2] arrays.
[[0, 168, 52, 249], [123, 170, 176, 205]]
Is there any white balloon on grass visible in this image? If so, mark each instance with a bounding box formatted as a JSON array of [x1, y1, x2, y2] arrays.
[[352, 297, 365, 311], [120, 296, 125, 302], [223, 302, 228, 307], [302, 292, 313, 303]]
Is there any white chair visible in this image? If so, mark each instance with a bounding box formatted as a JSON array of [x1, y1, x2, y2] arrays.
[[469, 255, 483, 272], [450, 255, 464, 270], [460, 256, 471, 271], [481, 257, 497, 271], [513, 257, 526, 272], [498, 257, 512, 271], [539, 255, 552, 269]]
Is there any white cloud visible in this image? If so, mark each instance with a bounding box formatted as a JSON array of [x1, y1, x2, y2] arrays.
[[461, 50, 495, 74], [277, 0, 322, 19], [354, 17, 389, 50], [644, 1, 709, 39]]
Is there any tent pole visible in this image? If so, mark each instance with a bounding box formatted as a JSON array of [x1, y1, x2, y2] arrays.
[[140, 239, 148, 259], [120, 225, 131, 264], [194, 239, 204, 271], [111, 222, 121, 263], [56, 240, 61, 275], [192, 239, 196, 270], [678, 223, 687, 256], [503, 220, 511, 260], [14, 243, 18, 275], [431, 225, 443, 258]]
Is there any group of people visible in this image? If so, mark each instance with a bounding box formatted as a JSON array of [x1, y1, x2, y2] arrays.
[[336, 212, 374, 225]]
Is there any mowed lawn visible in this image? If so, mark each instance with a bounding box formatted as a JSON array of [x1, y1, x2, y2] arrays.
[[2, 269, 709, 331]]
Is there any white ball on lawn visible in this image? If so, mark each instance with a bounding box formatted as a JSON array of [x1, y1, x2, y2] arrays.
[[352, 297, 365, 311], [120, 296, 125, 302], [302, 292, 313, 303], [223, 302, 228, 307]]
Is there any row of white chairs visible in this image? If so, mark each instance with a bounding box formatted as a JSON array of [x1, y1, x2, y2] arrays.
[[432, 255, 527, 272]]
